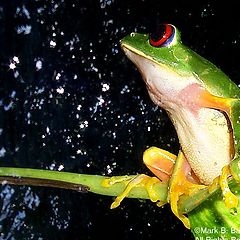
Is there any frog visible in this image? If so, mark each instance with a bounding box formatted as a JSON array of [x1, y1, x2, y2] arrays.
[[102, 24, 240, 228]]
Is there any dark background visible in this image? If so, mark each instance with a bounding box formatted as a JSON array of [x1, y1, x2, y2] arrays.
[[0, 1, 240, 239]]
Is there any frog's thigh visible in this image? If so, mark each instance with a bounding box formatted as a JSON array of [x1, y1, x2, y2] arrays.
[[143, 146, 176, 181]]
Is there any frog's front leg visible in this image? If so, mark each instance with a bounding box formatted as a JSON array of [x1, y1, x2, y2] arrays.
[[102, 146, 176, 209], [168, 151, 206, 228]]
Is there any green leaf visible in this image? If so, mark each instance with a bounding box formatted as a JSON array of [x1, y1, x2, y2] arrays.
[[187, 180, 240, 238]]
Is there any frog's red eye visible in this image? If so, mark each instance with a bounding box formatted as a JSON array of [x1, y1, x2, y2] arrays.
[[149, 24, 175, 47]]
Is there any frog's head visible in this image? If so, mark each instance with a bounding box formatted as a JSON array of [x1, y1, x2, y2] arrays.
[[120, 24, 200, 106], [121, 24, 182, 63]]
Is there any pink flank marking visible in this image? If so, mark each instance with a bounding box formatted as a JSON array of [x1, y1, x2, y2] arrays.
[[177, 83, 205, 114]]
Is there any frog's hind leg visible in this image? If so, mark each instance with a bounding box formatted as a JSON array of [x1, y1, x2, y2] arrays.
[[102, 146, 177, 209]]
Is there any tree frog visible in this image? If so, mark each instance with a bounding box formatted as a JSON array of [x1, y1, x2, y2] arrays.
[[103, 24, 240, 228]]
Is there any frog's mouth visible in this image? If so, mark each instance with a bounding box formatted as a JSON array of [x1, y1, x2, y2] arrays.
[[121, 42, 160, 69], [121, 43, 233, 186]]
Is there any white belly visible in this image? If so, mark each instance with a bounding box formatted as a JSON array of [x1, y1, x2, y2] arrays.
[[169, 107, 232, 185]]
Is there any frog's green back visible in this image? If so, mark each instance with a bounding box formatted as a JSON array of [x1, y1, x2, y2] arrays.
[[186, 47, 240, 99]]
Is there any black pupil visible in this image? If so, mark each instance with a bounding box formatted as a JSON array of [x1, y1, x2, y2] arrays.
[[150, 25, 166, 42]]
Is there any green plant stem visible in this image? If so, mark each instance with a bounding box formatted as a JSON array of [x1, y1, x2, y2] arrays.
[[1, 167, 240, 238], [0, 167, 168, 201]]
